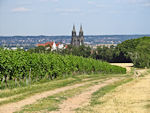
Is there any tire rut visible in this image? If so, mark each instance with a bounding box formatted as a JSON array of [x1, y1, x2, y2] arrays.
[[0, 77, 110, 113], [50, 78, 122, 113]]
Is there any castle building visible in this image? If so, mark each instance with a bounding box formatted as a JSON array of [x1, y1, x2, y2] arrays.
[[71, 25, 84, 46]]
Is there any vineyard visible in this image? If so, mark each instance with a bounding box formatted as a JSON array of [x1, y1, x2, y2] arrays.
[[0, 48, 126, 88]]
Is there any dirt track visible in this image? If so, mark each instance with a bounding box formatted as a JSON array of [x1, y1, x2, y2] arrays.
[[1, 63, 146, 113], [50, 78, 121, 113], [80, 72, 150, 113], [0, 77, 115, 113]]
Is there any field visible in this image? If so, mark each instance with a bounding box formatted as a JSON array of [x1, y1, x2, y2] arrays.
[[0, 49, 126, 89], [0, 63, 149, 113]]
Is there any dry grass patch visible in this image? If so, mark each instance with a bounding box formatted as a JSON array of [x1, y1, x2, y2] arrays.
[[77, 72, 150, 113], [111, 63, 133, 73]]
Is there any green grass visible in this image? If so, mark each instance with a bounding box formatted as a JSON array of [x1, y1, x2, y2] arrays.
[[0, 78, 75, 106], [0, 73, 124, 98], [17, 76, 131, 113], [0, 73, 124, 106], [16, 79, 109, 113]]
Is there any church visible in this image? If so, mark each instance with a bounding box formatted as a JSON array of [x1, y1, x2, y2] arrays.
[[71, 25, 84, 46]]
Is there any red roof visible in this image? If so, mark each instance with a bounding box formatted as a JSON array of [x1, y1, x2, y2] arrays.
[[37, 44, 46, 46], [45, 42, 54, 46], [65, 45, 68, 48], [37, 42, 61, 47], [56, 42, 61, 47]]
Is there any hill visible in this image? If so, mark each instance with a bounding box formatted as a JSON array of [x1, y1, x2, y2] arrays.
[[117, 37, 150, 68]]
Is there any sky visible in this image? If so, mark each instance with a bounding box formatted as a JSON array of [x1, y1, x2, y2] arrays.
[[0, 0, 150, 36]]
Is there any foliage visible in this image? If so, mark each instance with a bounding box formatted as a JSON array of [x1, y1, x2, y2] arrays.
[[129, 37, 150, 68], [56, 45, 131, 63], [0, 49, 126, 88], [116, 37, 150, 68], [27, 37, 150, 68], [63, 37, 150, 68], [59, 45, 92, 58]]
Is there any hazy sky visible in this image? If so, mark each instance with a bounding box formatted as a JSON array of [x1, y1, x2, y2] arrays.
[[0, 0, 150, 36]]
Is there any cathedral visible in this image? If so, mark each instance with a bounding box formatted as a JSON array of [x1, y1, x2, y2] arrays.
[[71, 25, 84, 46]]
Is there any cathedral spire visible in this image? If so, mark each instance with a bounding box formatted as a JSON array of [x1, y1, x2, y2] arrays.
[[73, 25, 76, 32], [80, 25, 83, 32], [79, 25, 83, 37], [72, 25, 76, 37], [71, 25, 84, 46]]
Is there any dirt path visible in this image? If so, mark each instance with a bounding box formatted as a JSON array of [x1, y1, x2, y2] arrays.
[[0, 78, 92, 103], [50, 78, 122, 113], [80, 71, 150, 113], [0, 63, 132, 113], [0, 77, 111, 113]]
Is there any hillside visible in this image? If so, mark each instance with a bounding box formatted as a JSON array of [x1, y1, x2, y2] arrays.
[[117, 37, 150, 68], [0, 48, 126, 89], [0, 63, 149, 113]]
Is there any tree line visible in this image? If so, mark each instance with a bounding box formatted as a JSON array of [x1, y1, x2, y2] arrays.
[[59, 37, 150, 68], [29, 37, 150, 68]]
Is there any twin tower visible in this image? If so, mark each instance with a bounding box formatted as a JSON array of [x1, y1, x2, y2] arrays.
[[71, 25, 84, 46]]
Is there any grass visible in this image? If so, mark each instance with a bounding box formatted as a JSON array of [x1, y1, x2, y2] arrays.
[[76, 77, 133, 112], [90, 77, 133, 106], [17, 76, 130, 113], [145, 104, 150, 109], [0, 74, 96, 98], [0, 73, 124, 106], [0, 78, 74, 98], [76, 69, 150, 113], [0, 78, 76, 106], [16, 79, 108, 113]]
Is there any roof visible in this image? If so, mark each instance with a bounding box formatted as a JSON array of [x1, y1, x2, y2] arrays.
[[37, 42, 61, 47]]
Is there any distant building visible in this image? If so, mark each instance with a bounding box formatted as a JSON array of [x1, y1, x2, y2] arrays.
[[71, 25, 84, 46], [3, 47, 24, 50], [37, 42, 67, 51], [92, 44, 117, 49]]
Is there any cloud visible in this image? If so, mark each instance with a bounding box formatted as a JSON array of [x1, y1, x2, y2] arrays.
[[88, 1, 95, 5], [55, 8, 80, 13], [12, 7, 31, 12], [116, 0, 144, 4], [40, 0, 59, 2], [116, 0, 150, 5], [142, 2, 150, 7], [115, 0, 150, 7], [50, 0, 59, 2], [87, 1, 108, 8], [54, 8, 81, 15]]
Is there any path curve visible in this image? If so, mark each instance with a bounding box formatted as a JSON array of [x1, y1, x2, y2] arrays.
[[50, 78, 122, 113], [85, 72, 150, 113], [0, 77, 109, 113]]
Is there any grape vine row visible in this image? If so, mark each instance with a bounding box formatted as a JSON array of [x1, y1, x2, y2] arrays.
[[0, 48, 126, 88]]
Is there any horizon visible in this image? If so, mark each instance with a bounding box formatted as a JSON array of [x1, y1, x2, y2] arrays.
[[0, 34, 150, 37], [0, 0, 150, 35]]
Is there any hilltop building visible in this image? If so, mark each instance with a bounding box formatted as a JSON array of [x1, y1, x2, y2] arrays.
[[71, 25, 84, 46], [37, 42, 67, 51]]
